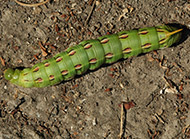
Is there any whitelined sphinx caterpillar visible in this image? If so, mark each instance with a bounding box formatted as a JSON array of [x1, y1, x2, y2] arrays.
[[4, 25, 182, 88]]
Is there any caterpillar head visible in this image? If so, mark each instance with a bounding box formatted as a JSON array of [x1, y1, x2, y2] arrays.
[[4, 68, 20, 82], [4, 68, 35, 88]]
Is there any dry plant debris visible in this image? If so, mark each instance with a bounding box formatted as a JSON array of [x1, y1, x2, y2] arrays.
[[15, 0, 50, 7]]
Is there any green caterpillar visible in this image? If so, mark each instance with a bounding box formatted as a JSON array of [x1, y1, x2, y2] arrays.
[[4, 25, 182, 88]]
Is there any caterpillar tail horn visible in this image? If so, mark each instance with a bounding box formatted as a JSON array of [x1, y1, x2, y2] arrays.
[[166, 28, 183, 37]]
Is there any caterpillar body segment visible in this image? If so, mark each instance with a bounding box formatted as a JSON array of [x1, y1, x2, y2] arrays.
[[4, 25, 182, 88]]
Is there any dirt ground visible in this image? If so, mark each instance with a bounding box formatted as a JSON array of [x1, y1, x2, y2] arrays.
[[0, 0, 190, 139]]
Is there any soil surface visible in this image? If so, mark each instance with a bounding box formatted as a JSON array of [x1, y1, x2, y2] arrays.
[[0, 0, 190, 139]]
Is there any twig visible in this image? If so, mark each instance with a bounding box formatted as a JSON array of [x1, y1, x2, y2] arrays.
[[0, 56, 5, 66], [119, 103, 124, 138], [85, 0, 96, 26], [38, 41, 48, 57], [163, 76, 174, 88], [162, 76, 179, 94], [15, 0, 50, 7]]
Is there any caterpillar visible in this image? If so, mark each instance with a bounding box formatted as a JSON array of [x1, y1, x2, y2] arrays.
[[4, 24, 182, 88]]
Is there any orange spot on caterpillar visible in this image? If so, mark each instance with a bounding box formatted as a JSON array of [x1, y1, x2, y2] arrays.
[[119, 34, 128, 39], [61, 70, 68, 75], [35, 78, 43, 83], [56, 57, 63, 62], [33, 67, 39, 72], [101, 38, 109, 44], [44, 63, 50, 67], [75, 64, 82, 70], [49, 75, 54, 81], [139, 30, 148, 35], [84, 43, 92, 49], [105, 53, 113, 59], [142, 43, 151, 49], [89, 58, 97, 64], [68, 50, 76, 56], [123, 48, 132, 54]]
